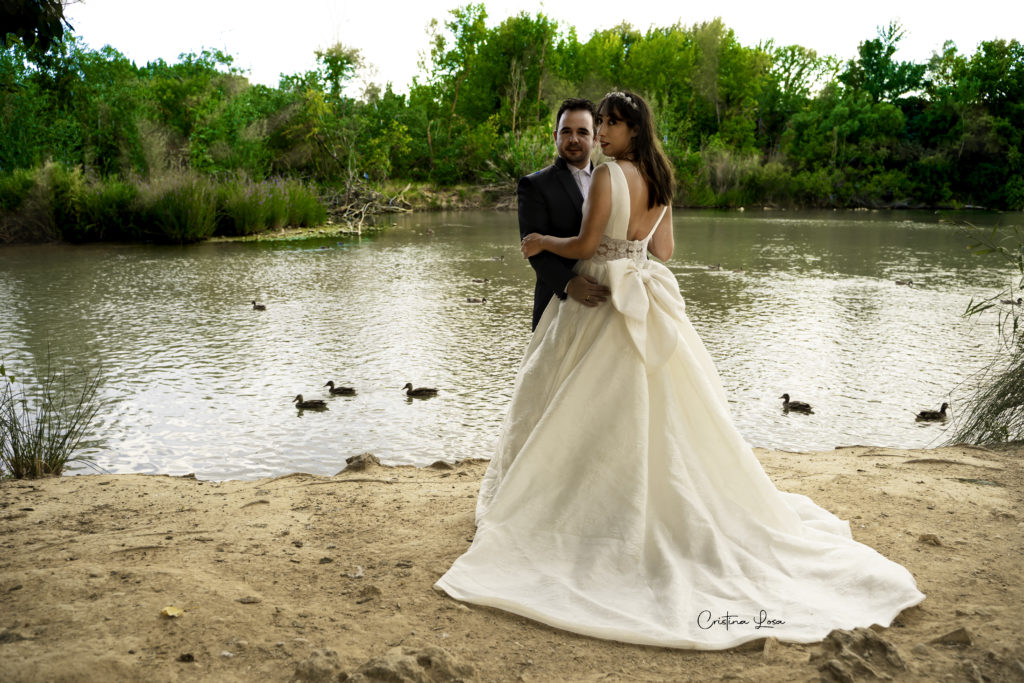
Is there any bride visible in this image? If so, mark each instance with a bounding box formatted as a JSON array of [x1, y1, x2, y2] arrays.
[[435, 90, 924, 649]]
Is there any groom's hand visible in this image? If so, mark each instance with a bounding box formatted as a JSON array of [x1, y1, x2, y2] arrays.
[[567, 275, 610, 307]]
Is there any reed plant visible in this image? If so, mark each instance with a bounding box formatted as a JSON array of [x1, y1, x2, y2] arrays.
[[216, 179, 268, 235], [74, 178, 140, 242], [264, 179, 289, 230], [949, 344, 1024, 444], [137, 171, 218, 243], [949, 223, 1024, 444], [283, 179, 326, 227], [0, 358, 103, 479], [214, 177, 326, 235], [0, 163, 328, 243]]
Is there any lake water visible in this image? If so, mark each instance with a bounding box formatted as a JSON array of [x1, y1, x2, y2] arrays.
[[0, 209, 1019, 480]]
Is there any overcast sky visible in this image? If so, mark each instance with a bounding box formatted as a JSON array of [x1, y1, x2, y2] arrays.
[[64, 1, 1017, 92]]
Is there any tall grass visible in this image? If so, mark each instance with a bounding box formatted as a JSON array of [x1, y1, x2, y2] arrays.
[[216, 179, 268, 236], [215, 177, 326, 235], [948, 223, 1024, 445], [282, 178, 326, 227], [949, 344, 1024, 444], [0, 163, 328, 243], [75, 178, 140, 242], [0, 358, 103, 479], [137, 171, 218, 243]]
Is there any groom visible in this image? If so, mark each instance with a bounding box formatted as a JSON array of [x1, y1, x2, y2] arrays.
[[518, 98, 611, 330]]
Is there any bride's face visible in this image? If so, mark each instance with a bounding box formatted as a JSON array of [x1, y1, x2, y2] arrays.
[[596, 111, 638, 159]]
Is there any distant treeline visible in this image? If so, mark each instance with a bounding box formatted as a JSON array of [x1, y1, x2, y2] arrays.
[[1, 3, 1022, 240]]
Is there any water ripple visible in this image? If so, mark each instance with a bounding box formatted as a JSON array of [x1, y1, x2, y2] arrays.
[[0, 209, 1018, 479]]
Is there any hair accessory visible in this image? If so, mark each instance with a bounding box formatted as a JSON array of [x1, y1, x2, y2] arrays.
[[604, 91, 639, 110]]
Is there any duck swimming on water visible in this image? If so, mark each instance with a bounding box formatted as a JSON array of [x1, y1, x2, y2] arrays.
[[293, 394, 328, 410], [324, 381, 357, 396], [915, 402, 949, 421], [403, 383, 439, 397], [780, 393, 814, 414]]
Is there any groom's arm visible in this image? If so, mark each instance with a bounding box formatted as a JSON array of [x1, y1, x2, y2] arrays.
[[517, 175, 576, 299]]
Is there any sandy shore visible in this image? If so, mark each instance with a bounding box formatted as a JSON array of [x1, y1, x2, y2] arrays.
[[1, 444, 1022, 682]]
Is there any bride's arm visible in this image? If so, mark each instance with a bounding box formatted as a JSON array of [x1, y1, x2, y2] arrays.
[[648, 204, 674, 261], [521, 165, 612, 260]]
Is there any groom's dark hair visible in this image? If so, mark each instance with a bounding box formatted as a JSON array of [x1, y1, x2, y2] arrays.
[[555, 98, 596, 126]]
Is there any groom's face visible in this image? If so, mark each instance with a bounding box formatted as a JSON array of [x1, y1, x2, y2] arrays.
[[554, 109, 596, 169]]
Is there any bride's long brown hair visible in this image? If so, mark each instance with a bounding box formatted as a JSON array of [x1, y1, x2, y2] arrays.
[[597, 90, 675, 209]]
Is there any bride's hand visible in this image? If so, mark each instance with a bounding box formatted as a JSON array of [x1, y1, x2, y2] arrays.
[[521, 233, 545, 258]]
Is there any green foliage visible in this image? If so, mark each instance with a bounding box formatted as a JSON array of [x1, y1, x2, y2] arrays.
[[0, 0, 70, 56], [0, 355, 103, 479], [314, 43, 364, 99], [480, 125, 553, 183], [1, 7, 1023, 223], [0, 167, 35, 211], [839, 22, 926, 103]]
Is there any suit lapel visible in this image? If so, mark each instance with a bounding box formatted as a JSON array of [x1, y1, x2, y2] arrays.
[[554, 157, 584, 214]]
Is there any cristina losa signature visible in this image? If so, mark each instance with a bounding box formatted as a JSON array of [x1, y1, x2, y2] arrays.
[[697, 610, 786, 630]]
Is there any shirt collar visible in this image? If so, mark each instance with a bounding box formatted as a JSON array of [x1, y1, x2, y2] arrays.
[[571, 164, 592, 178]]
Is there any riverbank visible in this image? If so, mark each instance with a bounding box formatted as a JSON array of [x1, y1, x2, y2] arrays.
[[1, 444, 1022, 682]]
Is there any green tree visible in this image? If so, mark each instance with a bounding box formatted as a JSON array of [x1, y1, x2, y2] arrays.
[[838, 22, 925, 103], [757, 43, 837, 156], [0, 0, 71, 56]]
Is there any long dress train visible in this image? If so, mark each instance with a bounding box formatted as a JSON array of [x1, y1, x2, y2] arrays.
[[435, 161, 924, 649]]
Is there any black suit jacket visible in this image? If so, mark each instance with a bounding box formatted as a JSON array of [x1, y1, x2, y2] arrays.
[[518, 156, 591, 330]]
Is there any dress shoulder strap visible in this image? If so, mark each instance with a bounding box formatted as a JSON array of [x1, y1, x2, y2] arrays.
[[644, 205, 668, 244], [604, 161, 630, 241]]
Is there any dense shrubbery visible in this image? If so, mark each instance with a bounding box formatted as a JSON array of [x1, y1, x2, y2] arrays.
[[1, 6, 1022, 244]]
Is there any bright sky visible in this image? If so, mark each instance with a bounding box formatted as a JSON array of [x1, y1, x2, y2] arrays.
[[64, 1, 1017, 93]]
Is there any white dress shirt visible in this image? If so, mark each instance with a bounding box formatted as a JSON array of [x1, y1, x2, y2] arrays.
[[571, 164, 592, 200]]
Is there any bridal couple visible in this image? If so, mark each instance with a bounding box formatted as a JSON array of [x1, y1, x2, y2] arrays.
[[435, 91, 924, 649]]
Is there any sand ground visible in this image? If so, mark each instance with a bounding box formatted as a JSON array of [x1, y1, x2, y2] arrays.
[[1, 444, 1022, 682]]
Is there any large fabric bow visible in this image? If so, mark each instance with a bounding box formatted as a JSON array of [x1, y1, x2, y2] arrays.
[[607, 259, 688, 371]]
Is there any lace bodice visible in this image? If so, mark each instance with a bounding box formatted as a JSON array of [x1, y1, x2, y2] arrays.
[[587, 161, 666, 266], [592, 234, 650, 264]]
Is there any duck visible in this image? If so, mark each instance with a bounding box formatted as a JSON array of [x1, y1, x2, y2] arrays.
[[780, 393, 814, 414], [324, 381, 356, 396], [403, 383, 439, 397], [707, 263, 722, 271], [999, 297, 1023, 305], [252, 300, 267, 311], [466, 297, 487, 303], [915, 402, 949, 421], [471, 278, 490, 283], [894, 279, 914, 286], [293, 394, 328, 410]]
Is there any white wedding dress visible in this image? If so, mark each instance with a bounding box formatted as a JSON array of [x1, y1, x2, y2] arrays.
[[435, 161, 924, 649]]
